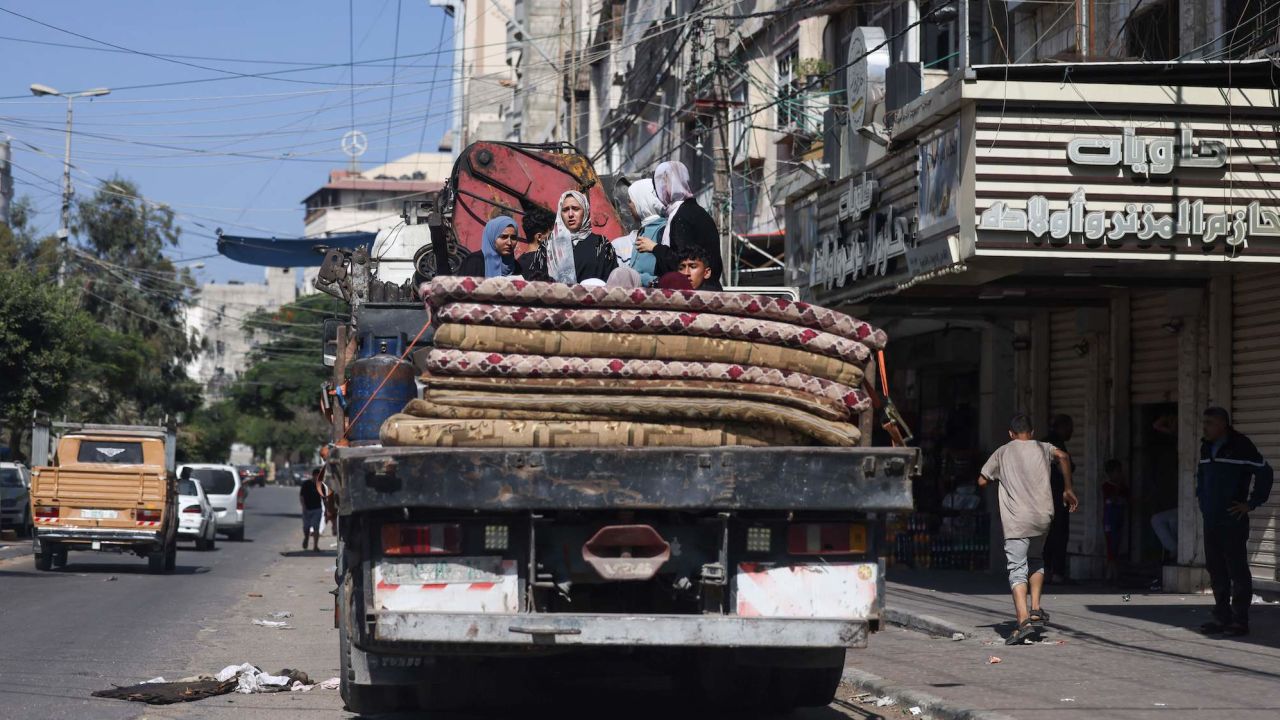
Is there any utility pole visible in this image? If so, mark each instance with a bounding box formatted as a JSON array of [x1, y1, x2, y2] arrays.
[[0, 137, 12, 227], [710, 19, 733, 285], [30, 83, 110, 287]]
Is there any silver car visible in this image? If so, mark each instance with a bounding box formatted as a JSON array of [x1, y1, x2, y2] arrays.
[[0, 463, 32, 537]]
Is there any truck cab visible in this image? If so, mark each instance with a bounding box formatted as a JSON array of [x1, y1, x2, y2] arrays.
[[30, 425, 178, 574]]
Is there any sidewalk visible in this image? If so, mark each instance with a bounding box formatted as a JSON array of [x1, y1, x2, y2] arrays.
[[857, 569, 1280, 719]]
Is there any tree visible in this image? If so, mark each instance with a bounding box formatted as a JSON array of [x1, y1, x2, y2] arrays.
[[182, 292, 344, 464], [0, 265, 90, 459], [63, 179, 203, 424]]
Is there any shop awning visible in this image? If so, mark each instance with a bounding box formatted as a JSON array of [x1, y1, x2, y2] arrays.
[[215, 232, 374, 267]]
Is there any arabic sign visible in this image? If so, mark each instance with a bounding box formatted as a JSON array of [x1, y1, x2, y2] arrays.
[[918, 121, 961, 238], [979, 188, 1280, 249], [810, 204, 911, 290], [837, 173, 878, 222], [975, 123, 1279, 255], [1067, 127, 1226, 177]]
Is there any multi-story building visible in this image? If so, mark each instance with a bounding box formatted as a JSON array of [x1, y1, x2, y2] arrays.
[[769, 0, 1280, 591], [185, 267, 297, 401]]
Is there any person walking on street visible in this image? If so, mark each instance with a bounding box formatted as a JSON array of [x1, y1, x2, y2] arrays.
[[300, 468, 325, 552], [979, 414, 1078, 645], [1042, 414, 1075, 584], [1197, 407, 1273, 637]]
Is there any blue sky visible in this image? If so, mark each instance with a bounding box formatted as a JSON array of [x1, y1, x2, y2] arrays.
[[0, 0, 453, 283]]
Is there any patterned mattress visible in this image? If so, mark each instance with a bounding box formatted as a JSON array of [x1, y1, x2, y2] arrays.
[[381, 415, 807, 448], [432, 324, 865, 385], [437, 303, 873, 364], [402, 393, 861, 446], [425, 276, 887, 349], [379, 277, 887, 448]]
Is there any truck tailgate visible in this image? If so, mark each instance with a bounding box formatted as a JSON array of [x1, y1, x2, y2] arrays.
[[336, 446, 917, 513], [32, 467, 167, 530]]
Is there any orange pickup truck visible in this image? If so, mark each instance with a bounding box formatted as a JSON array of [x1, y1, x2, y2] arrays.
[[30, 425, 178, 574]]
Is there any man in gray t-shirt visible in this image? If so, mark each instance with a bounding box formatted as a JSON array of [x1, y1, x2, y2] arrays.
[[979, 413, 1078, 644]]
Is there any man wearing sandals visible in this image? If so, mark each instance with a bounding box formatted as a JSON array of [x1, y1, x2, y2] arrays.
[[1196, 407, 1273, 638], [979, 414, 1078, 645]]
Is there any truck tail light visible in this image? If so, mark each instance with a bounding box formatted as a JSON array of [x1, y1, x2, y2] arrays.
[[182, 505, 203, 514], [35, 505, 58, 519], [483, 524, 509, 551], [787, 523, 867, 556], [745, 526, 772, 552], [136, 509, 163, 523], [382, 523, 461, 556]]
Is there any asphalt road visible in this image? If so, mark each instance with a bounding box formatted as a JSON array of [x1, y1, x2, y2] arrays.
[[0, 486, 889, 720]]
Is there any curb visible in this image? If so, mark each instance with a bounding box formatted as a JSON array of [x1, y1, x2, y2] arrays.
[[0, 542, 33, 563], [884, 606, 971, 639], [841, 666, 1017, 720]]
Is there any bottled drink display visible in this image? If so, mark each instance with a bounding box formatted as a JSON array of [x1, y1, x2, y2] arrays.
[[883, 512, 990, 570]]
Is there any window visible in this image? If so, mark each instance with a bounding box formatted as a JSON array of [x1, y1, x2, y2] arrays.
[[1222, 0, 1280, 58], [178, 479, 199, 496], [0, 468, 24, 488], [1127, 1, 1180, 60], [183, 467, 237, 495], [77, 441, 145, 464], [776, 45, 800, 130]]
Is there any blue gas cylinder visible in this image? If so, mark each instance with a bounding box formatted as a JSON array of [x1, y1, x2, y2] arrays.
[[347, 334, 417, 445]]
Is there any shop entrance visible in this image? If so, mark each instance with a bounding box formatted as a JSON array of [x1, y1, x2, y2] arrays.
[[1131, 403, 1179, 568]]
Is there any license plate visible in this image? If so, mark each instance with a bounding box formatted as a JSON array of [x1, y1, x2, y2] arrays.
[[379, 556, 507, 585], [80, 509, 119, 520]]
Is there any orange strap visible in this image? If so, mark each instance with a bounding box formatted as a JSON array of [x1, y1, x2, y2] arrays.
[[876, 349, 890, 396], [341, 301, 433, 441]]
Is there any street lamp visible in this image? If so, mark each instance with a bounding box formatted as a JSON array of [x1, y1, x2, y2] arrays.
[[29, 83, 111, 287]]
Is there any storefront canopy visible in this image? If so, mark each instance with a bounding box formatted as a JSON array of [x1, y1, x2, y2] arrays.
[[216, 232, 374, 267]]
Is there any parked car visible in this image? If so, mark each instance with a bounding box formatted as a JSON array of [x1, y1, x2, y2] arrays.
[[177, 477, 217, 551], [0, 462, 32, 537], [179, 464, 245, 541], [236, 464, 266, 488], [285, 465, 314, 486]]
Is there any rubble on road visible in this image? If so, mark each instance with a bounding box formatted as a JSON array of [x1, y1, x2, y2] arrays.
[[93, 664, 320, 705]]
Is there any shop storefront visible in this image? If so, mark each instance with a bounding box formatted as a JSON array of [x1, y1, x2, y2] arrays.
[[787, 57, 1280, 589]]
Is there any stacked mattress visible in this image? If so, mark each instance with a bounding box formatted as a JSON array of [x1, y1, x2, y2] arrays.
[[380, 276, 886, 448]]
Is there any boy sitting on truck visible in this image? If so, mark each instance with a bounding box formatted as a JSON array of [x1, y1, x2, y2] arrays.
[[978, 414, 1078, 645], [677, 246, 722, 291]]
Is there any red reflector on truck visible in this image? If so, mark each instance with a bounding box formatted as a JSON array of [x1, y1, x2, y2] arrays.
[[787, 523, 867, 555], [381, 523, 461, 556], [136, 509, 163, 523], [35, 505, 58, 519]]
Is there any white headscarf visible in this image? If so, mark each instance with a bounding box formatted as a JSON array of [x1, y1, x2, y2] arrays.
[[653, 161, 692, 216], [654, 161, 693, 248], [548, 190, 592, 284], [628, 178, 666, 225]]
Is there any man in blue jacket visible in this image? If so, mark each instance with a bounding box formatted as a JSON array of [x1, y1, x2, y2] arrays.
[[1197, 407, 1273, 636]]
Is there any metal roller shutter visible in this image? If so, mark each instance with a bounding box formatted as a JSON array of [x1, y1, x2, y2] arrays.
[[1048, 310, 1088, 552], [1232, 273, 1280, 584], [1130, 290, 1179, 406]]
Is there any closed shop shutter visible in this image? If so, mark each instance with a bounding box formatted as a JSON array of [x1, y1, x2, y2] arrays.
[[1232, 272, 1280, 584], [1130, 290, 1179, 406], [1048, 310, 1088, 552]]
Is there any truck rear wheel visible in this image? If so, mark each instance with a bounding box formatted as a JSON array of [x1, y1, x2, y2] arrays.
[[164, 542, 177, 573], [338, 568, 414, 714], [34, 551, 53, 572], [148, 546, 167, 574], [52, 546, 68, 568], [769, 664, 844, 709]]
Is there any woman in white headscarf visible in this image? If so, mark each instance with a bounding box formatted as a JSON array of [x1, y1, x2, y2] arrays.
[[611, 179, 664, 287], [547, 190, 619, 284], [649, 160, 722, 283]]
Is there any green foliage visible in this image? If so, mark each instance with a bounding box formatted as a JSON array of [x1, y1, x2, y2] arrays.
[[0, 263, 90, 454], [63, 179, 203, 424], [184, 292, 344, 463]]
